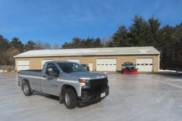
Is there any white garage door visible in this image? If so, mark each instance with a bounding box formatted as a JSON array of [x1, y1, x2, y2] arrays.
[[68, 59, 80, 64], [136, 58, 153, 72], [42, 59, 52, 68], [17, 60, 29, 71], [97, 59, 117, 71]]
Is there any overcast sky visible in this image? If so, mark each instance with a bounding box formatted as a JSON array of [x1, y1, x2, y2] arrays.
[[0, 0, 181, 46]]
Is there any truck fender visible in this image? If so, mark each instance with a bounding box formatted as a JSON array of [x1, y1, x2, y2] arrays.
[[21, 79, 29, 90], [59, 84, 78, 102]]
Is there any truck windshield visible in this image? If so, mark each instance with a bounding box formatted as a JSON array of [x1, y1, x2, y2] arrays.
[[124, 62, 134, 66], [58, 63, 87, 73]]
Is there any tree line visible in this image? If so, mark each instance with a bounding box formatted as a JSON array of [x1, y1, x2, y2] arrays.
[[62, 15, 182, 70], [0, 37, 61, 65], [0, 15, 182, 70]]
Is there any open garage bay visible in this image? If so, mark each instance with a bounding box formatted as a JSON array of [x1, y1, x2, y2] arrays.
[[0, 73, 182, 121]]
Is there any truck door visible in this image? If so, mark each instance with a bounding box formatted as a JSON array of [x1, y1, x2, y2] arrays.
[[41, 63, 60, 96]]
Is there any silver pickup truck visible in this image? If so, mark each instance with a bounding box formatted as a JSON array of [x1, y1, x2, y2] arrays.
[[18, 61, 109, 109]]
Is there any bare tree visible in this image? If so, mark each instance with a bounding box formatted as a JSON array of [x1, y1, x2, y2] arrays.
[[7, 49, 20, 65], [53, 43, 60, 49], [44, 42, 51, 49], [35, 40, 44, 49], [0, 49, 20, 65], [101, 35, 113, 47], [35, 41, 52, 49]]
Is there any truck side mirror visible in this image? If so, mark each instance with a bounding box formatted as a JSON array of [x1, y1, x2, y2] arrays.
[[47, 68, 59, 77], [47, 68, 53, 73]]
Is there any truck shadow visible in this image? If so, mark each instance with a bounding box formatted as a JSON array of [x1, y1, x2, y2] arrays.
[[33, 91, 101, 108], [77, 100, 102, 108], [33, 91, 59, 101]]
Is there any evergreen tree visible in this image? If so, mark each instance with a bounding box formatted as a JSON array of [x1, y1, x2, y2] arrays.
[[94, 38, 103, 47], [112, 25, 131, 47], [148, 16, 161, 48], [10, 37, 24, 52], [0, 35, 10, 53], [80, 39, 86, 48], [72, 37, 81, 48], [159, 25, 174, 69], [129, 15, 150, 46], [25, 40, 36, 51], [85, 37, 94, 48]]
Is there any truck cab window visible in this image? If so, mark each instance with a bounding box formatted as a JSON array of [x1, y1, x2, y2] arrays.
[[58, 63, 86, 73]]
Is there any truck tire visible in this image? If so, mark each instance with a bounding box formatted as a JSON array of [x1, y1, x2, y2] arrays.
[[23, 81, 33, 96], [64, 88, 77, 109], [121, 69, 124, 74]]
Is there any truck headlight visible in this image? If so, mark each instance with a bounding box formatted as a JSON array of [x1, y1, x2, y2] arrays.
[[79, 79, 84, 83], [79, 79, 90, 84]]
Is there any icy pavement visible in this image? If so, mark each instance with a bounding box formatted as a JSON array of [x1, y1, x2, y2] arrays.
[[0, 72, 182, 121]]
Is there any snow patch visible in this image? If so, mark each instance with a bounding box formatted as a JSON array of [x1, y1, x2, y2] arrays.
[[16, 49, 115, 56], [138, 49, 150, 53], [159, 69, 182, 73]]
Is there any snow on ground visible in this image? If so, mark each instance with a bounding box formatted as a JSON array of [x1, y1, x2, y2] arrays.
[[159, 69, 182, 73]]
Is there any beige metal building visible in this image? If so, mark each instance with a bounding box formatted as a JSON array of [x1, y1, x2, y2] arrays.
[[14, 46, 160, 72]]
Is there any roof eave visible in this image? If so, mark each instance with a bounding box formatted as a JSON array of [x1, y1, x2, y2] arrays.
[[14, 53, 160, 58]]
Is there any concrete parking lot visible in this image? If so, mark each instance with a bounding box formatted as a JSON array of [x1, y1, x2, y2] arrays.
[[0, 72, 182, 121]]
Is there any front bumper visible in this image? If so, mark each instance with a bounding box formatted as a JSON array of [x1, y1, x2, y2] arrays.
[[123, 70, 138, 74], [123, 69, 137, 71], [78, 86, 109, 103]]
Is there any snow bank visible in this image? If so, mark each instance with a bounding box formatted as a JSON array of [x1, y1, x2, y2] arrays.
[[159, 69, 182, 74]]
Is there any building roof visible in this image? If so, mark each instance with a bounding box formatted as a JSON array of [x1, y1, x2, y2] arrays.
[[14, 46, 160, 58]]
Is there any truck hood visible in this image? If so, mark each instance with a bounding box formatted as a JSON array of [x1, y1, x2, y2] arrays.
[[70, 72, 107, 79], [124, 65, 135, 67]]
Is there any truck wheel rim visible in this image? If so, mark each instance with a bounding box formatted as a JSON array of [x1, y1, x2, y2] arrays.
[[65, 93, 70, 105], [24, 85, 29, 94]]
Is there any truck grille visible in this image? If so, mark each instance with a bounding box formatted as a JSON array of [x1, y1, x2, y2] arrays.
[[91, 84, 102, 90], [91, 83, 108, 90], [89, 78, 108, 84], [87, 78, 108, 90], [126, 67, 134, 70]]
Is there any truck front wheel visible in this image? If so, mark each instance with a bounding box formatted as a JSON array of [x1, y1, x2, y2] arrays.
[[23, 81, 33, 96], [64, 88, 77, 109]]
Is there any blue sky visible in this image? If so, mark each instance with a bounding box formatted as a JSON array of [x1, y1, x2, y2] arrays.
[[0, 0, 182, 47]]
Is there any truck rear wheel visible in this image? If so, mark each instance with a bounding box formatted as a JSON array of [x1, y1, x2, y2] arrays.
[[64, 88, 77, 109], [121, 69, 124, 74], [23, 81, 33, 96]]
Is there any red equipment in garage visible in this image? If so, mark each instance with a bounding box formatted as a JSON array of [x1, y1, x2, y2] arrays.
[[123, 70, 138, 74], [122, 62, 138, 74]]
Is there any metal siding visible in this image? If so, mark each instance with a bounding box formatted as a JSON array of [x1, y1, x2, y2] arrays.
[[15, 55, 159, 72], [68, 59, 80, 63]]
